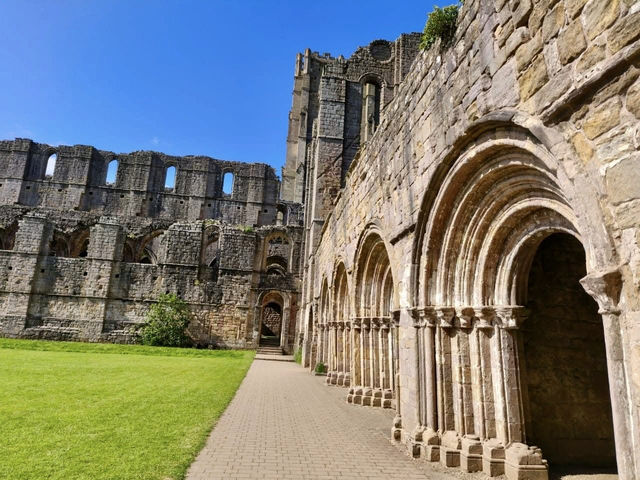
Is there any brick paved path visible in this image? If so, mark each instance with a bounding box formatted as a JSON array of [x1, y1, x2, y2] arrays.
[[186, 358, 463, 480]]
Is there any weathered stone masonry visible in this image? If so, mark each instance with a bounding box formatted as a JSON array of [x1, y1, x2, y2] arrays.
[[294, 1, 640, 479], [0, 139, 302, 352]]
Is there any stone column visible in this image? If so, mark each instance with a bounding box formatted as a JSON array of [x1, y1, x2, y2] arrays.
[[581, 269, 638, 480], [348, 318, 362, 403], [436, 306, 461, 468], [419, 307, 441, 461], [336, 322, 345, 386], [361, 318, 373, 405], [371, 318, 382, 406], [391, 310, 403, 441], [495, 306, 548, 480], [343, 321, 351, 387], [456, 307, 482, 473]]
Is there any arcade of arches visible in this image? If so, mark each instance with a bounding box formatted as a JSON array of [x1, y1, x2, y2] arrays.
[[300, 127, 638, 480]]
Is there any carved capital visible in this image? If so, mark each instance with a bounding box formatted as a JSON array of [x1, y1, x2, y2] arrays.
[[495, 305, 529, 329], [421, 306, 438, 327], [455, 306, 475, 329], [436, 306, 456, 328], [409, 307, 422, 328], [580, 268, 622, 315], [473, 306, 496, 329]]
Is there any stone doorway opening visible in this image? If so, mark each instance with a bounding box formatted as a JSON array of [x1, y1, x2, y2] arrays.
[[259, 301, 282, 347], [522, 233, 617, 478]]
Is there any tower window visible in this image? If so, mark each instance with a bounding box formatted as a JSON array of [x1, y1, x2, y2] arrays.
[[106, 159, 118, 185], [45, 153, 57, 178], [164, 166, 176, 191], [222, 171, 234, 196]]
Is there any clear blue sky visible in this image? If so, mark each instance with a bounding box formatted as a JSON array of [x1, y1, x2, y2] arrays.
[[0, 1, 435, 177]]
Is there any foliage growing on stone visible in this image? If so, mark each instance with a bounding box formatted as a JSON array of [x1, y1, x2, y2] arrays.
[[314, 361, 326, 374], [293, 349, 302, 364], [420, 3, 461, 51], [140, 294, 192, 347]]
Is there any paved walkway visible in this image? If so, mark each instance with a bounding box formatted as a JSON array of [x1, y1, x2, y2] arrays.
[[186, 358, 465, 480]]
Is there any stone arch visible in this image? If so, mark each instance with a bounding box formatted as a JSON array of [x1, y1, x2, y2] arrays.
[[48, 231, 70, 257], [262, 231, 291, 272], [412, 119, 617, 308], [256, 290, 288, 348], [410, 122, 629, 478], [349, 226, 396, 408], [325, 263, 351, 387], [124, 229, 165, 264]]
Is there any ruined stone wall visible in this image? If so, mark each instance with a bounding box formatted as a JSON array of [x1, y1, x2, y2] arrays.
[[300, 0, 640, 478], [0, 139, 301, 227], [0, 142, 303, 352]]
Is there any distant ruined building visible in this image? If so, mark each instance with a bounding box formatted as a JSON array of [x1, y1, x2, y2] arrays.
[[0, 141, 303, 352], [1, 0, 640, 479]]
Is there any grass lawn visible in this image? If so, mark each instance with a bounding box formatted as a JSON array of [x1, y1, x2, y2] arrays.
[[0, 338, 254, 480]]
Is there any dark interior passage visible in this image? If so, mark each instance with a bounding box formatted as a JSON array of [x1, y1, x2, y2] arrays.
[[260, 302, 282, 345], [522, 233, 616, 470]]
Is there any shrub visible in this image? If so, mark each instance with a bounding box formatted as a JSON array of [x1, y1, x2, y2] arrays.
[[420, 3, 461, 51], [293, 349, 302, 364], [314, 361, 326, 374], [140, 294, 192, 347]]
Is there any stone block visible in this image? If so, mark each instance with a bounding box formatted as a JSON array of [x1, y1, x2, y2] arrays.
[[608, 11, 640, 53], [565, 0, 589, 18], [628, 79, 640, 118], [583, 99, 622, 139], [583, 0, 619, 40], [605, 157, 640, 204], [515, 31, 543, 72], [557, 18, 587, 64], [542, 3, 565, 42], [576, 42, 606, 72], [519, 54, 549, 101]]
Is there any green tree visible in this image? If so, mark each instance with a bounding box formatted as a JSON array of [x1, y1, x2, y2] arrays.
[[140, 294, 192, 347]]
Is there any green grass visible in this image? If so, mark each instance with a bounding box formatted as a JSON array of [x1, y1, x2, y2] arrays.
[[0, 338, 255, 480]]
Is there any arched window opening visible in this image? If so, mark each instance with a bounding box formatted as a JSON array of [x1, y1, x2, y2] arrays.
[[360, 80, 381, 142], [266, 264, 286, 277], [139, 249, 154, 264], [222, 171, 234, 196], [77, 239, 89, 258], [45, 153, 57, 179], [164, 166, 176, 191], [209, 257, 220, 283], [106, 159, 119, 185], [266, 255, 287, 273], [48, 235, 69, 257]]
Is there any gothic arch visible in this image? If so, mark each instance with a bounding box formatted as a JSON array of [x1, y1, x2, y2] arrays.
[[349, 226, 397, 408], [409, 121, 630, 477]]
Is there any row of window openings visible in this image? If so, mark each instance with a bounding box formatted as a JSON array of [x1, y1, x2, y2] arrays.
[[44, 154, 234, 194]]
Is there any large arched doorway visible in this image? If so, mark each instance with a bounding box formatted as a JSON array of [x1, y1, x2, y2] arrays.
[[522, 233, 616, 476], [260, 301, 282, 347]]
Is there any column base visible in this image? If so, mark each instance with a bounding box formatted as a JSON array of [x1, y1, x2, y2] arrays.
[[504, 443, 548, 480], [482, 438, 505, 477], [460, 435, 483, 473], [440, 431, 461, 468]]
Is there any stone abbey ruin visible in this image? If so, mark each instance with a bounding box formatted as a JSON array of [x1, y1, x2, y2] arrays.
[[2, 0, 640, 479]]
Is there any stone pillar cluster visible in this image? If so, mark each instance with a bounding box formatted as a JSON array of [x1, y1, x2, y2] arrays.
[[404, 305, 546, 479]]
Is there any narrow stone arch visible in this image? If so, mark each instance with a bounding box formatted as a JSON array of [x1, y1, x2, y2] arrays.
[[255, 290, 290, 350], [348, 227, 396, 409]]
